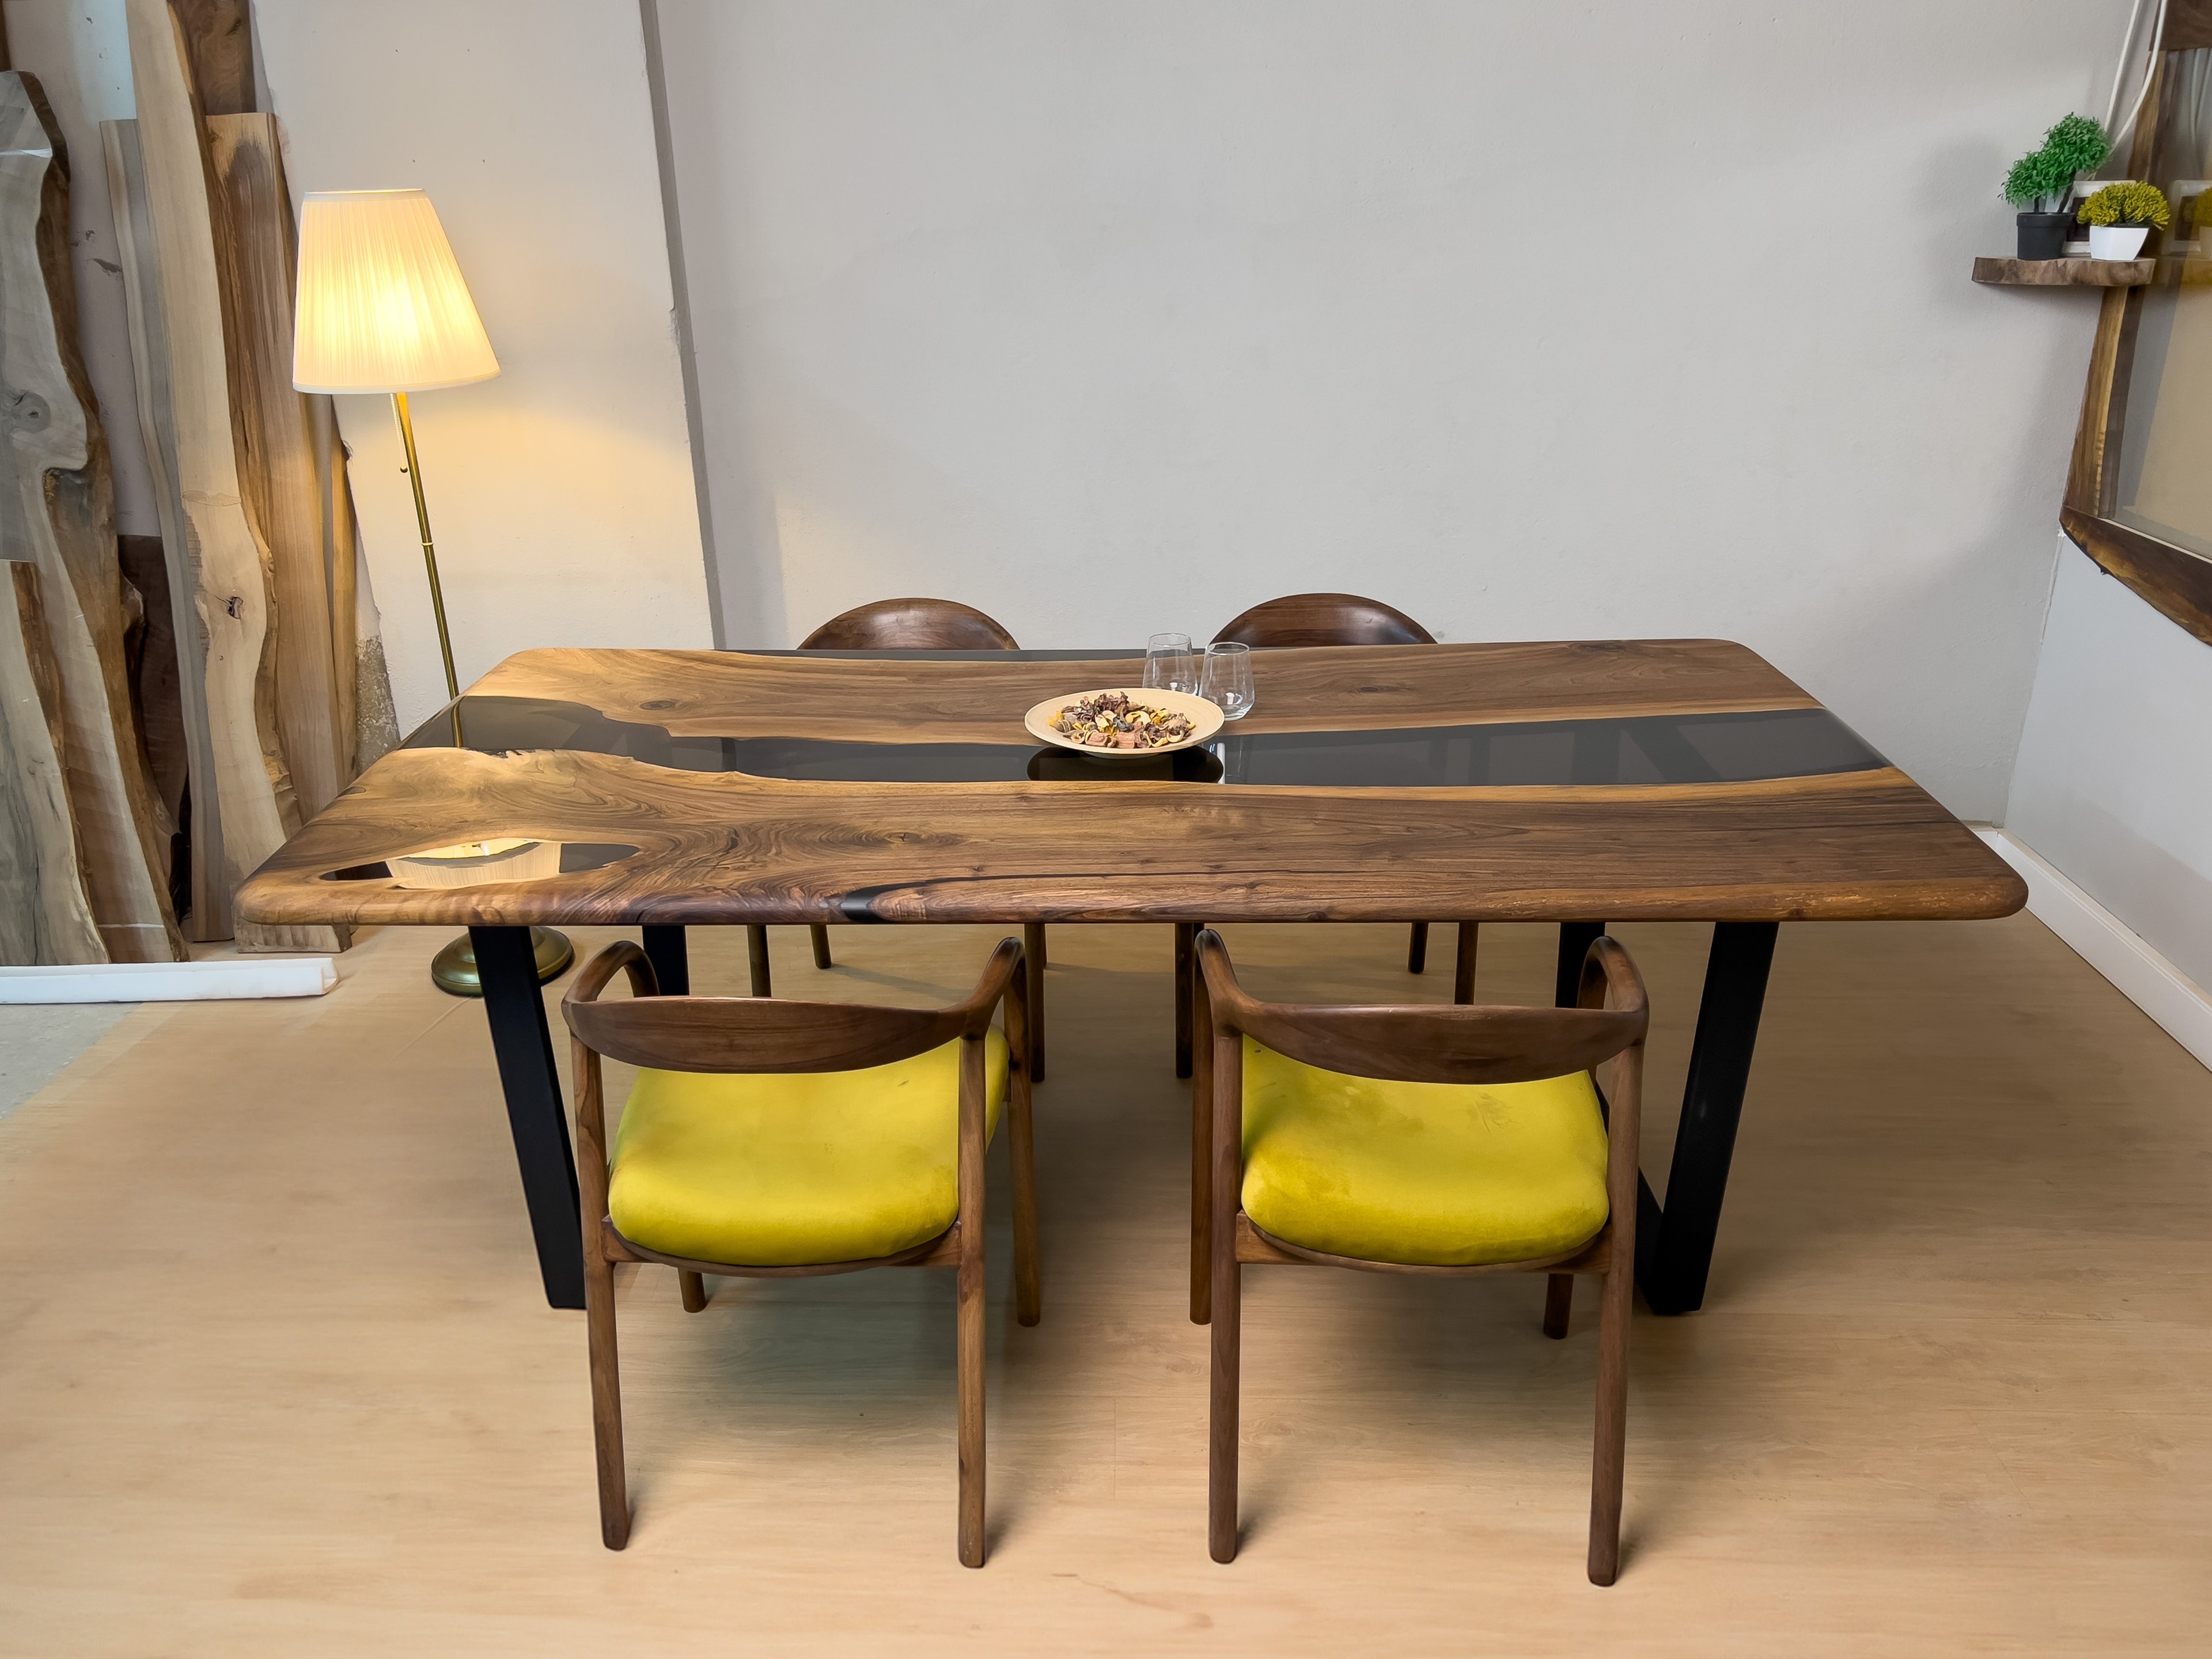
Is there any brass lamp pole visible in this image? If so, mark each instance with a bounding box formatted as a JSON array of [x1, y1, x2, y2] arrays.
[[292, 188, 571, 996]]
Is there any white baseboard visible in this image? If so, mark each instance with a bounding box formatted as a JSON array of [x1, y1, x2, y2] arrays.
[[0, 957, 336, 1004], [1977, 827, 2212, 1072]]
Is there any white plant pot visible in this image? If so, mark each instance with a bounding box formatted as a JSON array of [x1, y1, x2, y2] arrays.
[[2088, 224, 2149, 260]]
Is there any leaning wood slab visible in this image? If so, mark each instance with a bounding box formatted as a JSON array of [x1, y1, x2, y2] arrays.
[[122, 1, 336, 952], [208, 113, 347, 821], [0, 562, 105, 964], [0, 72, 181, 961], [234, 641, 2026, 931], [104, 116, 224, 938]]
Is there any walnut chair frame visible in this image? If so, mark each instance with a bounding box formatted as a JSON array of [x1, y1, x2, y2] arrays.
[[1191, 928, 1647, 1584], [766, 599, 1056, 1082], [562, 935, 1040, 1567], [1169, 593, 1462, 1086]]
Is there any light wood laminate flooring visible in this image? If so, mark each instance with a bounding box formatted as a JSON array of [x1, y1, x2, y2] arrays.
[[0, 915, 2205, 1656]]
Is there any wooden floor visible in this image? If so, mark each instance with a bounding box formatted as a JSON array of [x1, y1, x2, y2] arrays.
[[1, 914, 2206, 1656]]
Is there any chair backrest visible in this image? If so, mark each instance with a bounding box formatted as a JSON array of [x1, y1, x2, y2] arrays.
[[564, 937, 1021, 1074], [800, 598, 1021, 652], [1195, 929, 1645, 1085], [1213, 592, 1435, 649]]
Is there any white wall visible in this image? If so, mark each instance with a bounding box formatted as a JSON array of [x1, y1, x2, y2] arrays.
[[256, 1, 711, 731], [657, 0, 2131, 819], [2005, 544, 2212, 993]]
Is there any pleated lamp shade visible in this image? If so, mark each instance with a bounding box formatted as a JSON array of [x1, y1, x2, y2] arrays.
[[292, 190, 500, 393]]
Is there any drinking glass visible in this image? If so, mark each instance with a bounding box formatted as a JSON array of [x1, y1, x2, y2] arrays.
[[1143, 631, 1198, 694], [1200, 641, 1255, 719]]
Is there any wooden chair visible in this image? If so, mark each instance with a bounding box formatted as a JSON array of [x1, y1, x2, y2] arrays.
[[1191, 927, 1647, 1584], [1168, 593, 1464, 1081], [752, 599, 1053, 1070], [562, 935, 1041, 1566]]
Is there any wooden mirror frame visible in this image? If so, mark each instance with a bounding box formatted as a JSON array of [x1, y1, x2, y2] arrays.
[[2064, 14, 2212, 646]]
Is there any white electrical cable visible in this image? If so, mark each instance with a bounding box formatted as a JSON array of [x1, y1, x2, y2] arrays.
[[2108, 0, 2170, 153], [2105, 0, 2150, 134]]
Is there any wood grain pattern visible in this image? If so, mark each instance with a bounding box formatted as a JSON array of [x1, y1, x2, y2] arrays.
[[168, 0, 253, 116], [104, 116, 225, 938], [207, 113, 346, 821], [0, 73, 181, 962], [121, 1, 333, 952], [235, 730, 2025, 933], [474, 638, 1820, 744], [0, 562, 104, 964], [1972, 256, 2154, 287]]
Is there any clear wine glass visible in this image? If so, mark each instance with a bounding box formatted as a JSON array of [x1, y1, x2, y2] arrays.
[[1143, 631, 1198, 695], [1201, 641, 1255, 719]]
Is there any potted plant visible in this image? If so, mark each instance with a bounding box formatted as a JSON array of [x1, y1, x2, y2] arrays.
[[2005, 113, 2112, 259], [2077, 180, 2170, 259]]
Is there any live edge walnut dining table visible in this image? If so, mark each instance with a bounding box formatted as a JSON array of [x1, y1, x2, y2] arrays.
[[235, 639, 2026, 1316]]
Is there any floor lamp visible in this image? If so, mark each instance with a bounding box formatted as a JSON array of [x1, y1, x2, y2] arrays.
[[291, 188, 571, 996]]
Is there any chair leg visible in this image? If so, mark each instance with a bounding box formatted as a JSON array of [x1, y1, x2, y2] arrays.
[[1208, 1241, 1241, 1562], [1189, 1007, 1212, 1325], [956, 1237, 987, 1567], [585, 1245, 630, 1549], [747, 925, 772, 998], [1407, 921, 1428, 974], [809, 924, 833, 969], [1010, 1069, 1042, 1328], [679, 1269, 707, 1313], [1174, 922, 1196, 1079], [1542, 1272, 1571, 1338], [1022, 922, 1047, 1084], [1454, 922, 1479, 1005], [1588, 1262, 1631, 1585]]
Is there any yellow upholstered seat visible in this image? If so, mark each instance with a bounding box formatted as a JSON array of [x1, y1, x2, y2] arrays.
[[1240, 1036, 1609, 1267], [608, 1029, 1009, 1267]]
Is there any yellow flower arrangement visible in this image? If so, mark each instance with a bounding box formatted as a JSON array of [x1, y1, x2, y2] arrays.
[[2076, 181, 2171, 229]]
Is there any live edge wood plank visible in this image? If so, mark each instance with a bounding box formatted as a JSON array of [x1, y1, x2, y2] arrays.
[[123, 0, 336, 952], [207, 113, 346, 821], [1972, 256, 2156, 288], [0, 71, 181, 961], [0, 563, 105, 964], [104, 116, 225, 939]]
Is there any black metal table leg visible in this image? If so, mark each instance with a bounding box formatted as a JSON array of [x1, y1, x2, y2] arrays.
[[471, 925, 584, 1310], [1634, 921, 1779, 1315], [641, 925, 689, 995]]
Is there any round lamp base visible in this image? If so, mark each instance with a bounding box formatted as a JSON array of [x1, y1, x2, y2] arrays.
[[431, 927, 575, 997]]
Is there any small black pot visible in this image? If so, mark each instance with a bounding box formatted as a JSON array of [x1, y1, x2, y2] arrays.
[[2016, 211, 2072, 260]]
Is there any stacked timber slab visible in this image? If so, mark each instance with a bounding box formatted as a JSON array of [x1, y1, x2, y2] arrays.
[[99, 0, 366, 952], [0, 66, 183, 965]]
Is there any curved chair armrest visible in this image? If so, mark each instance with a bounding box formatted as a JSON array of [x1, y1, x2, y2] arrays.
[[566, 940, 660, 1012], [1575, 937, 1649, 1024], [952, 937, 1026, 1040]]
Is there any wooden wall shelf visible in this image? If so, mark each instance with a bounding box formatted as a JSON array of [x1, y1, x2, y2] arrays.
[[1973, 256, 2154, 287]]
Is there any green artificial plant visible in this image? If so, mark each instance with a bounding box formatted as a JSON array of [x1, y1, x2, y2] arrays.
[[2077, 180, 2171, 228], [2004, 113, 2113, 213]]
